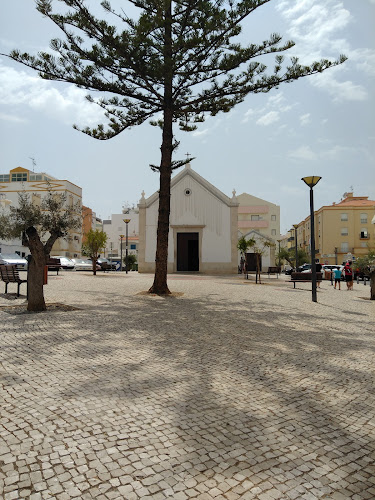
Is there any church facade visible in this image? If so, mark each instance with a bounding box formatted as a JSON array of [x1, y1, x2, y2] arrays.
[[138, 164, 239, 274]]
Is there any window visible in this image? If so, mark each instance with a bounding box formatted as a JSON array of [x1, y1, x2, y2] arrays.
[[341, 242, 349, 252], [0, 174, 10, 182], [130, 244, 136, 250], [29, 174, 43, 181], [11, 173, 27, 182], [360, 229, 368, 239], [251, 215, 260, 221], [360, 213, 368, 224], [341, 228, 348, 236], [271, 229, 276, 236], [271, 215, 276, 221], [341, 213, 348, 221]]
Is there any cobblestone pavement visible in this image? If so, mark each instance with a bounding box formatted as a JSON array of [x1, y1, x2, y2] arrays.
[[0, 272, 374, 499]]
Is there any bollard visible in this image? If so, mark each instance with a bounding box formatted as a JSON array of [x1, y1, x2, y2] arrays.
[[364, 277, 366, 286], [357, 276, 359, 284]]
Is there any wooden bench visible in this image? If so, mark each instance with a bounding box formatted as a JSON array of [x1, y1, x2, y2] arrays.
[[46, 258, 62, 275], [267, 266, 281, 278], [290, 272, 323, 288], [0, 264, 27, 296]]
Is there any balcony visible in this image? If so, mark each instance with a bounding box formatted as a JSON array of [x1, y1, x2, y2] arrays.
[[360, 233, 370, 240]]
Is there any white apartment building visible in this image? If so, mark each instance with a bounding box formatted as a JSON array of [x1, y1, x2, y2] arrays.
[[0, 166, 82, 257], [102, 208, 139, 260]]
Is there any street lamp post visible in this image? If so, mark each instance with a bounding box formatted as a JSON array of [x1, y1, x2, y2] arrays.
[[302, 176, 321, 302], [277, 239, 281, 267], [119, 235, 124, 271], [293, 224, 299, 271], [123, 219, 131, 274]]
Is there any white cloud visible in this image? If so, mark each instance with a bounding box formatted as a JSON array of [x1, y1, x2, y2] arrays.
[[241, 108, 255, 123], [300, 113, 311, 126], [277, 0, 352, 61], [311, 71, 368, 102], [288, 145, 317, 160], [0, 61, 106, 126], [320, 145, 358, 160], [0, 112, 27, 123], [274, 0, 375, 103], [256, 111, 280, 126], [192, 128, 209, 137]]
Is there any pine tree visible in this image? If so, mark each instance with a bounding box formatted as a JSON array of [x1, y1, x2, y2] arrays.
[[7, 0, 346, 293]]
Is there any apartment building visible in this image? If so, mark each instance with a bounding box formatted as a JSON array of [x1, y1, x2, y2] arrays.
[[237, 193, 280, 240], [102, 208, 139, 260], [0, 166, 82, 257], [294, 193, 375, 265]]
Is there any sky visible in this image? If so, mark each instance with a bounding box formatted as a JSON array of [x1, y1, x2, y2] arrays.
[[0, 0, 374, 234]]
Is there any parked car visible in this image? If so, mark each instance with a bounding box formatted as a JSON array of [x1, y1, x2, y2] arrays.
[[96, 258, 117, 271], [299, 263, 312, 273], [72, 258, 100, 271], [353, 267, 371, 281], [321, 264, 344, 280], [53, 256, 75, 270], [0, 253, 28, 270]]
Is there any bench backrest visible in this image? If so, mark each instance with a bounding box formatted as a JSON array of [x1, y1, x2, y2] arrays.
[[0, 264, 21, 282]]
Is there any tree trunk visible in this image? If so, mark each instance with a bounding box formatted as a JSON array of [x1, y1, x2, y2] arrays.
[[149, 108, 173, 294], [370, 270, 375, 300], [26, 227, 48, 312], [149, 1, 173, 295], [92, 253, 97, 276], [257, 254, 261, 284]]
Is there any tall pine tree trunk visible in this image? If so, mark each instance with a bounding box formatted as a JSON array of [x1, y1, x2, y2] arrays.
[[149, 1, 173, 295], [26, 227, 47, 312], [149, 109, 173, 294], [370, 270, 375, 300]]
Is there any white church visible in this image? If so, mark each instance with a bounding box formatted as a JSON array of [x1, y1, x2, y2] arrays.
[[137, 163, 279, 274]]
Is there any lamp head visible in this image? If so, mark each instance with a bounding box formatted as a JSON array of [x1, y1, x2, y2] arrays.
[[292, 224, 298, 229], [301, 176, 321, 188], [119, 234, 124, 238], [123, 218, 131, 224]]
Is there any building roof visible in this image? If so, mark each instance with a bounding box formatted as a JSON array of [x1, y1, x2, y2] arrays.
[[141, 163, 239, 208], [335, 197, 375, 207]]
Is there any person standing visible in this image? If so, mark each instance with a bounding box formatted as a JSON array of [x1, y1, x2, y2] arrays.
[[344, 261, 353, 290], [315, 259, 322, 288], [333, 267, 342, 290]]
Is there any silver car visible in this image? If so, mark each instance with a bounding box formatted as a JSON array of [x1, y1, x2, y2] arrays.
[[53, 256, 75, 270], [71, 258, 100, 271], [0, 253, 28, 270]]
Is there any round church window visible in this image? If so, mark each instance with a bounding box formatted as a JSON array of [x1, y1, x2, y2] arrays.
[[184, 188, 192, 196]]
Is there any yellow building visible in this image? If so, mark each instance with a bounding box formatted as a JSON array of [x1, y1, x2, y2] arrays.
[[295, 193, 375, 265], [0, 166, 82, 257]]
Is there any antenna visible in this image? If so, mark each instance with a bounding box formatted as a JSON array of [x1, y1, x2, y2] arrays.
[[29, 157, 36, 172]]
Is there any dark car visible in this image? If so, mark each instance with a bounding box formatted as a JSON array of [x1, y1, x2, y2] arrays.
[[97, 258, 117, 271]]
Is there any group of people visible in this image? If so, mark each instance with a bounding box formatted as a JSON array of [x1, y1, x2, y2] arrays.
[[332, 260, 354, 291]]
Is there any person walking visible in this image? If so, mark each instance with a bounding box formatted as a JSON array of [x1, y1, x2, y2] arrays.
[[333, 267, 342, 290], [344, 261, 353, 290]]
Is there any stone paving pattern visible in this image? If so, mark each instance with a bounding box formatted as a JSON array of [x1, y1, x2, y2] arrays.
[[0, 272, 374, 499]]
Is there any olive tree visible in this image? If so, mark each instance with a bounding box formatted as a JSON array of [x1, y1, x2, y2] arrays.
[[0, 191, 81, 311]]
